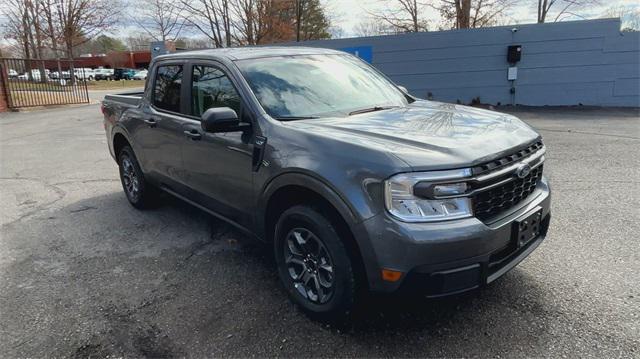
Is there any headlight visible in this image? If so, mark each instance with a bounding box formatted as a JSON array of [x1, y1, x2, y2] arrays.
[[384, 169, 473, 222]]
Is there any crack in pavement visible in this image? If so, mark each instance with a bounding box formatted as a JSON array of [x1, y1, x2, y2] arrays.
[[0, 177, 120, 227], [69, 205, 98, 213], [0, 177, 67, 227], [52, 178, 119, 186]]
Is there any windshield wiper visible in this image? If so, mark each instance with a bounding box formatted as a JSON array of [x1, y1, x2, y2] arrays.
[[274, 116, 320, 121], [348, 106, 399, 116]]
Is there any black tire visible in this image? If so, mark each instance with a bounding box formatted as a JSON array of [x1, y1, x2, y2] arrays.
[[117, 145, 159, 209], [274, 205, 356, 321]]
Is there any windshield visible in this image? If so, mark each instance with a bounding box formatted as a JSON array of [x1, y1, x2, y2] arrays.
[[235, 54, 408, 119]]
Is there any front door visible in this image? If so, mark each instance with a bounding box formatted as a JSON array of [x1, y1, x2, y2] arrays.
[[179, 63, 255, 228]]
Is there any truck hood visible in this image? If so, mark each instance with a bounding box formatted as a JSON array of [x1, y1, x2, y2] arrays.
[[285, 100, 541, 170]]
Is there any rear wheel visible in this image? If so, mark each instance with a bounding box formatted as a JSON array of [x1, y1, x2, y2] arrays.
[[118, 145, 159, 209], [274, 205, 356, 321]]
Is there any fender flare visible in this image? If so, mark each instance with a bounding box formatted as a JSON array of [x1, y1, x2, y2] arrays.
[[257, 170, 381, 289], [257, 171, 360, 238], [110, 125, 146, 171]]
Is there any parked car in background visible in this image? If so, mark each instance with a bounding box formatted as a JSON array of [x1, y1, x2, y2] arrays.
[[94, 68, 114, 80], [75, 68, 96, 81], [8, 69, 19, 78], [50, 70, 71, 80], [17, 69, 49, 81], [132, 69, 148, 80], [102, 47, 551, 321], [114, 68, 136, 80]]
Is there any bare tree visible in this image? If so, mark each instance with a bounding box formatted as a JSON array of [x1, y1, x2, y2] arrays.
[[181, 0, 232, 47], [537, 0, 600, 23], [122, 34, 155, 51], [43, 0, 120, 59], [365, 0, 429, 33], [26, 0, 50, 81], [2, 0, 34, 59], [295, 0, 303, 41], [230, 0, 296, 45], [1, 0, 44, 79], [230, 0, 255, 45], [436, 0, 514, 29], [178, 0, 329, 47], [39, 0, 119, 84], [353, 18, 397, 37], [601, 5, 640, 32], [176, 37, 217, 49], [132, 0, 185, 42]]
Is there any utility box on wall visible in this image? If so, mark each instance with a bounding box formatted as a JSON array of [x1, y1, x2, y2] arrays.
[[507, 45, 522, 64]]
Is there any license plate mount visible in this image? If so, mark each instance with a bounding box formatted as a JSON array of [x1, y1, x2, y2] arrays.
[[512, 207, 543, 248]]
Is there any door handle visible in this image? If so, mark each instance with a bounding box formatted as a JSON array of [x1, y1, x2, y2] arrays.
[[184, 129, 202, 140], [143, 118, 157, 127]]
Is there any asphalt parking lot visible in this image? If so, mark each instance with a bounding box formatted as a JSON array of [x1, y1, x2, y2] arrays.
[[1, 104, 638, 357]]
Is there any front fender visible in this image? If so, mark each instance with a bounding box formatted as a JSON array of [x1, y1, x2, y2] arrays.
[[256, 170, 383, 290], [257, 171, 359, 230]]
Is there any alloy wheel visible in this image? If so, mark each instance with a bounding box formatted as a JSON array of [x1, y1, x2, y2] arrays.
[[284, 228, 335, 304], [121, 155, 140, 201]]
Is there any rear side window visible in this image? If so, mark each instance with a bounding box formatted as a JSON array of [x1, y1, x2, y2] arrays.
[[191, 65, 241, 117], [153, 65, 183, 113]]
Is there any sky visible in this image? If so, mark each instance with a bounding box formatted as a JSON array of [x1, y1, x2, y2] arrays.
[[325, 0, 640, 37], [1, 0, 639, 48]]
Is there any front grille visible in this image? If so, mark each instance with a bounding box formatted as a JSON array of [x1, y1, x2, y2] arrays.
[[473, 164, 543, 222], [471, 140, 544, 176]]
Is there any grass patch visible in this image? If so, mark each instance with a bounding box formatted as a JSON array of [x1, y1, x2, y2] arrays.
[[8, 89, 88, 107], [7, 79, 144, 92], [6, 80, 67, 91], [86, 80, 146, 90], [6, 79, 144, 107]]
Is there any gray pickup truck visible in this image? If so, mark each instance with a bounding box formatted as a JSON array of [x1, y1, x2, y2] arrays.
[[102, 47, 551, 320]]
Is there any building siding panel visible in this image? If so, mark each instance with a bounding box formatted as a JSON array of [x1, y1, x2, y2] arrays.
[[293, 19, 639, 107]]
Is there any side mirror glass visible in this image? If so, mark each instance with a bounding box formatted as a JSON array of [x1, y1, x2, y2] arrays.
[[201, 107, 245, 133]]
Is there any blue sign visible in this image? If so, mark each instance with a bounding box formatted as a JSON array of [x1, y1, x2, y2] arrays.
[[339, 46, 373, 63]]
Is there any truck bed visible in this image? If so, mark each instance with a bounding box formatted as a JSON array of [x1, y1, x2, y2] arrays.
[[103, 91, 144, 107]]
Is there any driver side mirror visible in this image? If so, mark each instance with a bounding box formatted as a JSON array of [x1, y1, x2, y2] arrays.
[[201, 107, 249, 133], [398, 85, 409, 94]]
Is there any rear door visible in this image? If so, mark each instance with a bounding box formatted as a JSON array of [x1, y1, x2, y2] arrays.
[[179, 61, 256, 228], [134, 62, 188, 187]]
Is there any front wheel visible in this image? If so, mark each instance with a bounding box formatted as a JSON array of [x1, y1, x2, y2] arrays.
[[118, 145, 159, 209], [274, 205, 356, 321]]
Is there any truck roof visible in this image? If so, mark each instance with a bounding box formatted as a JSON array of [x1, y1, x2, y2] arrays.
[[154, 46, 345, 61]]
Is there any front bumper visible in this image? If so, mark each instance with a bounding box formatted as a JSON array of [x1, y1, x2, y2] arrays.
[[358, 176, 551, 295]]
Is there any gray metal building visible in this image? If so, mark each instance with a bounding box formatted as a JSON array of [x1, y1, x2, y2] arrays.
[[293, 19, 639, 107]]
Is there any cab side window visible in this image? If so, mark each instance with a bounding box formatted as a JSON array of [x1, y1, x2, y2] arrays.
[[153, 65, 183, 113], [191, 65, 241, 117]]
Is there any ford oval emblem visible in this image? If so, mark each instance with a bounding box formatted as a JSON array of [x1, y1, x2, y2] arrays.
[[516, 163, 531, 179]]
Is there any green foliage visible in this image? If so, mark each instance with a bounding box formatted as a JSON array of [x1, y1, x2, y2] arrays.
[[78, 35, 127, 54], [298, 0, 332, 40]]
